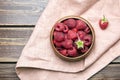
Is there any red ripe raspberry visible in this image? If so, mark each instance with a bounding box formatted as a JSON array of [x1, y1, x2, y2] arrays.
[[78, 31, 86, 40], [67, 30, 77, 40], [54, 23, 65, 32], [64, 34, 68, 39], [83, 34, 92, 46], [54, 31, 65, 42], [68, 47, 77, 57], [60, 49, 68, 57], [53, 40, 62, 47], [72, 28, 78, 32], [64, 18, 76, 29], [76, 20, 87, 30], [99, 15, 109, 30], [62, 39, 73, 49], [84, 27, 90, 33], [63, 25, 69, 33], [81, 46, 88, 53]]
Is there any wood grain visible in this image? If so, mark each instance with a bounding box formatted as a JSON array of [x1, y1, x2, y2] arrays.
[[0, 0, 48, 25], [0, 63, 119, 80], [0, 63, 19, 80], [89, 64, 120, 80], [113, 57, 120, 63], [0, 27, 33, 62], [0, 78, 19, 80]]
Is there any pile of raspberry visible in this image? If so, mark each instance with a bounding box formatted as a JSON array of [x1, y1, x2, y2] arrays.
[[53, 18, 92, 57]]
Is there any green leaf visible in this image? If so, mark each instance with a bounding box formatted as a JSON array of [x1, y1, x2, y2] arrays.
[[75, 40, 84, 49], [102, 15, 108, 22]]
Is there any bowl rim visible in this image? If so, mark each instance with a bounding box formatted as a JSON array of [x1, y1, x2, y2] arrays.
[[50, 15, 95, 61]]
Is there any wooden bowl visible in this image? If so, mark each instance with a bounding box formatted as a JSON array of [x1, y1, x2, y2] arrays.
[[50, 16, 95, 61]]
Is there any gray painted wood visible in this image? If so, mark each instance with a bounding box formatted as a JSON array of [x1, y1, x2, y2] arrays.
[[0, 0, 48, 25], [113, 57, 120, 63], [0, 63, 19, 80], [90, 64, 120, 80], [0, 27, 33, 62]]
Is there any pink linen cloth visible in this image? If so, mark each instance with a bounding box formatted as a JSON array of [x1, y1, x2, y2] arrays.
[[16, 0, 120, 79], [17, 40, 120, 80]]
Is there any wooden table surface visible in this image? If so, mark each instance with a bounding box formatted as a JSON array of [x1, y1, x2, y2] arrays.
[[0, 0, 120, 80]]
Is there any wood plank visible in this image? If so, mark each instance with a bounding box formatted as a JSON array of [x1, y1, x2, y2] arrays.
[[0, 78, 19, 80], [89, 64, 120, 80], [0, 63, 119, 80], [0, 27, 33, 38], [0, 0, 48, 25], [0, 58, 18, 63], [113, 57, 120, 63], [0, 27, 33, 62], [0, 27, 119, 63], [0, 63, 19, 80]]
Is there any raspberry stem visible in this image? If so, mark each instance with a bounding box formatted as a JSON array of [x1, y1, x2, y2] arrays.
[[75, 33, 84, 49], [102, 15, 107, 22]]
